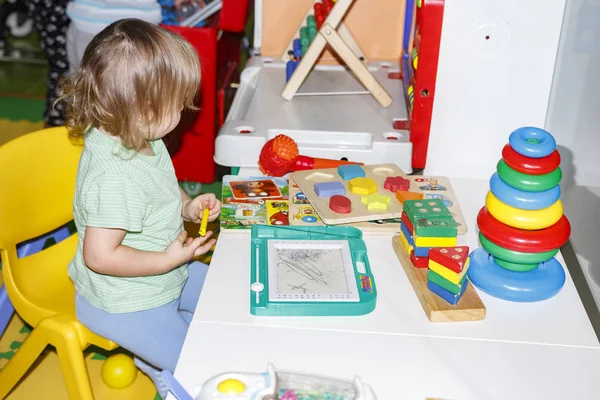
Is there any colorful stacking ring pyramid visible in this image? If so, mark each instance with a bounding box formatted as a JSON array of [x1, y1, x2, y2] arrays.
[[468, 127, 571, 302]]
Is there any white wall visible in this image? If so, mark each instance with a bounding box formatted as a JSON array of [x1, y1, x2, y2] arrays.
[[545, 0, 600, 189], [424, 0, 567, 180]]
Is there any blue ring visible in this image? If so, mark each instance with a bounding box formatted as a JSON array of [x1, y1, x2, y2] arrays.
[[467, 248, 565, 302], [508, 127, 556, 158], [489, 173, 560, 210]]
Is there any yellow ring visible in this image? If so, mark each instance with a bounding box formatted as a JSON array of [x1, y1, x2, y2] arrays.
[[485, 191, 563, 230]]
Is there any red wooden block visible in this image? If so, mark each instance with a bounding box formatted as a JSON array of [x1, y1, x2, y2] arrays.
[[410, 250, 429, 268], [401, 212, 414, 234], [384, 176, 410, 192], [477, 207, 571, 252], [502, 144, 561, 175], [329, 195, 352, 214], [429, 246, 469, 273]]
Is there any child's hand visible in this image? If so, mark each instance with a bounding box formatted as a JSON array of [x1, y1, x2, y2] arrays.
[[183, 193, 222, 223], [166, 230, 216, 267]]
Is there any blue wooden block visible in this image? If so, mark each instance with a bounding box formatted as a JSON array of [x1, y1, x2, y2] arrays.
[[314, 181, 346, 197], [338, 164, 365, 180], [400, 222, 431, 257], [427, 278, 468, 305]]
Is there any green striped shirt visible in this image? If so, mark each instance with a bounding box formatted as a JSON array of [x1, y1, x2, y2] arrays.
[[68, 128, 188, 313]]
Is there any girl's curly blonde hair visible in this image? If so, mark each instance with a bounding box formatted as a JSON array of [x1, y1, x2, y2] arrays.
[[60, 19, 201, 151]]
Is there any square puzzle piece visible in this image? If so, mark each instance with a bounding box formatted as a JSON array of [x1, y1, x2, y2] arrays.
[[314, 181, 345, 197], [413, 216, 458, 238], [338, 164, 365, 180], [384, 176, 410, 192], [403, 199, 452, 225]]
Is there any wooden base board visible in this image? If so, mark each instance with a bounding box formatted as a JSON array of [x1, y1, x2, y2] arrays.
[[392, 236, 486, 323], [289, 176, 401, 233]]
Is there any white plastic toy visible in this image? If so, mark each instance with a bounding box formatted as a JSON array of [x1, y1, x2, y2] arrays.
[[193, 364, 377, 400]]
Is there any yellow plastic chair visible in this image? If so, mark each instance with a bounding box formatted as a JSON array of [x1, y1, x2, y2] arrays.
[[0, 127, 119, 399]]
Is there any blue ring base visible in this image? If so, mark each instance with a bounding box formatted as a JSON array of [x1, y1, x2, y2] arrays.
[[467, 248, 565, 302]]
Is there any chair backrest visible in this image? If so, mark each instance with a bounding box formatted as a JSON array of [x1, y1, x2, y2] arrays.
[[0, 127, 83, 324], [0, 127, 82, 248]]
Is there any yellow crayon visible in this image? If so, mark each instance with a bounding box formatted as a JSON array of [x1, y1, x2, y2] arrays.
[[199, 207, 210, 236]]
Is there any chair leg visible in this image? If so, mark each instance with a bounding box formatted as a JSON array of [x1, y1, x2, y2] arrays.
[[54, 326, 94, 400], [0, 320, 50, 399], [0, 285, 15, 337], [0, 316, 95, 400]]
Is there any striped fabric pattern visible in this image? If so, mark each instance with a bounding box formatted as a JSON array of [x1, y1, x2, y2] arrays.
[[68, 128, 188, 313]]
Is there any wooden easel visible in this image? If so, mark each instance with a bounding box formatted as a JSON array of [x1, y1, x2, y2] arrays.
[[281, 0, 393, 108]]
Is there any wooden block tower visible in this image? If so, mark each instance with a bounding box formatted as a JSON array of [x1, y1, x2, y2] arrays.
[[400, 198, 470, 305]]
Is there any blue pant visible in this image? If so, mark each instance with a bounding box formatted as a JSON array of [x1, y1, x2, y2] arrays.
[[76, 261, 208, 397]]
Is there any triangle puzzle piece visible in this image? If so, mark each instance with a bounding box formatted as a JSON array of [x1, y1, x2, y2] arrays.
[[428, 246, 470, 274]]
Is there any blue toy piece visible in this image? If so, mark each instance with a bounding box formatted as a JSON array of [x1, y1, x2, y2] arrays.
[[467, 248, 566, 302], [337, 164, 365, 180], [285, 60, 298, 82], [400, 222, 430, 257], [427, 278, 468, 305], [0, 287, 14, 337], [508, 127, 557, 158], [489, 173, 561, 210], [293, 38, 302, 59], [301, 215, 318, 223], [314, 181, 345, 197]]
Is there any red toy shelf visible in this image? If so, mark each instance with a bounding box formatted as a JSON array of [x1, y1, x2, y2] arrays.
[[163, 0, 249, 184]]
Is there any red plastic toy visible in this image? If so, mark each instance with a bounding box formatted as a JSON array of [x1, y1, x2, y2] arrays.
[[477, 207, 571, 252], [501, 144, 561, 175], [258, 134, 362, 177]]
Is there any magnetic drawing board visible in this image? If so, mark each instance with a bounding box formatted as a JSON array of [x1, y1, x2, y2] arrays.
[[250, 224, 377, 316], [267, 240, 359, 302]]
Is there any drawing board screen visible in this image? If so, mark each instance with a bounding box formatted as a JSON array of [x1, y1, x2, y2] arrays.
[[267, 240, 359, 302]]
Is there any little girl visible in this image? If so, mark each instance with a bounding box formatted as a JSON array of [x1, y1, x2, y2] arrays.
[[60, 19, 220, 398]]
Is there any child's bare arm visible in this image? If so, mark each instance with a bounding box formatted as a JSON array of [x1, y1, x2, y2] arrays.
[[83, 226, 215, 277]]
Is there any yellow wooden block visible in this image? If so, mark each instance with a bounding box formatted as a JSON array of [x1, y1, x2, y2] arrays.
[[348, 177, 377, 195], [360, 193, 390, 210], [414, 235, 457, 247], [399, 230, 413, 253], [428, 258, 471, 285]]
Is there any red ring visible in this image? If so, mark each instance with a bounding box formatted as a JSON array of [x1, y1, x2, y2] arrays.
[[502, 144, 561, 175], [477, 207, 570, 252]]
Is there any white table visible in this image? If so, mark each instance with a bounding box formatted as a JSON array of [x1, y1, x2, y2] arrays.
[[170, 174, 600, 399], [174, 322, 600, 400]]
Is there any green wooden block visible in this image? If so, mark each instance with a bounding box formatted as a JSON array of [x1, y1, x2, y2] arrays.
[[414, 216, 458, 238], [300, 27, 310, 47], [428, 269, 466, 295], [403, 199, 453, 225]]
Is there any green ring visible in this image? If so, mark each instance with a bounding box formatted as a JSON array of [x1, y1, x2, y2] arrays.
[[496, 159, 562, 192], [479, 233, 558, 264], [494, 258, 539, 272]]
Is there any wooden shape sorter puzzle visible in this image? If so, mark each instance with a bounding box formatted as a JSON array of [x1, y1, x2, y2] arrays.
[[292, 164, 419, 225], [391, 236, 486, 323]]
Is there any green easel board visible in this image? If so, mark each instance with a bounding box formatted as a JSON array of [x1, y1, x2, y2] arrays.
[[250, 225, 377, 316]]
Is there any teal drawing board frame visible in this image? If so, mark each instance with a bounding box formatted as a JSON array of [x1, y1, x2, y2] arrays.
[[250, 225, 377, 316]]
